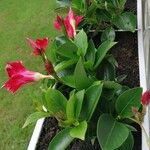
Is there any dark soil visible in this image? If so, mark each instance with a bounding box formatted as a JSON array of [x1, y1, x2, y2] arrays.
[[111, 32, 139, 88], [126, 0, 137, 13], [36, 1, 141, 150], [36, 118, 60, 150]]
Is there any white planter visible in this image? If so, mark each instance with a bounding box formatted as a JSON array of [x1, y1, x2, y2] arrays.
[[28, 1, 149, 149], [139, 0, 150, 149]]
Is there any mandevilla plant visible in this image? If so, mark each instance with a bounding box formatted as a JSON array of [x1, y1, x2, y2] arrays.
[[55, 0, 137, 37], [2, 6, 150, 150]]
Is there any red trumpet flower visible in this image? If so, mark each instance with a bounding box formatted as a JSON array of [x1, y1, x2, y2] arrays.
[[27, 37, 49, 55], [54, 8, 83, 38], [141, 89, 150, 105], [2, 61, 52, 93]]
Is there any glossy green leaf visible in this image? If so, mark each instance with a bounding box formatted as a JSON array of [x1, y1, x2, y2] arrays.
[[74, 58, 93, 90], [81, 81, 103, 121], [101, 27, 115, 42], [113, 12, 137, 32], [66, 93, 77, 120], [23, 112, 50, 128], [85, 39, 96, 68], [61, 75, 75, 88], [72, 0, 86, 11], [57, 41, 78, 58], [48, 42, 57, 63], [94, 40, 117, 69], [115, 87, 142, 118], [106, 54, 118, 67], [70, 121, 87, 140], [103, 81, 122, 90], [118, 132, 134, 150], [97, 61, 116, 81], [97, 114, 129, 150], [117, 0, 126, 9], [74, 29, 88, 56], [55, 58, 78, 72], [75, 90, 85, 118], [104, 0, 124, 15], [125, 124, 137, 132], [48, 128, 74, 150], [55, 36, 69, 47], [96, 9, 112, 22], [115, 75, 127, 83], [45, 88, 67, 114]]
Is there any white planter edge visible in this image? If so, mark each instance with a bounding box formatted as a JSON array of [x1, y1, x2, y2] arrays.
[[27, 118, 45, 150], [28, 1, 149, 149], [138, 0, 150, 150]]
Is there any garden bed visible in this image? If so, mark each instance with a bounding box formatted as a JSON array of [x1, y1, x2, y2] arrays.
[[36, 32, 141, 150], [26, 0, 150, 150]]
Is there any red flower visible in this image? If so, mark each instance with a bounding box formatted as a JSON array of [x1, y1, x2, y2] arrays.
[[2, 61, 51, 93], [54, 16, 63, 30], [27, 37, 49, 55], [54, 8, 83, 38], [141, 90, 150, 105]]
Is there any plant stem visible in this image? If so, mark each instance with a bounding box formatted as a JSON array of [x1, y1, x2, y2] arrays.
[[129, 118, 150, 149]]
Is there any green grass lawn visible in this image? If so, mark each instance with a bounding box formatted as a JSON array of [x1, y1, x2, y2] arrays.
[[0, 0, 58, 149]]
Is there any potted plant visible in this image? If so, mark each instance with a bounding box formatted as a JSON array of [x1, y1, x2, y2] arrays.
[[2, 0, 150, 150]]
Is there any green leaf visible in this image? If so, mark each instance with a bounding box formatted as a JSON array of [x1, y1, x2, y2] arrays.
[[117, 0, 126, 9], [97, 61, 116, 81], [97, 114, 129, 150], [115, 87, 142, 118], [74, 58, 93, 90], [125, 124, 137, 132], [115, 75, 127, 83], [75, 90, 85, 118], [65, 89, 85, 121], [85, 39, 96, 68], [61, 75, 75, 88], [48, 128, 74, 150], [106, 54, 118, 67], [66, 92, 77, 120], [47, 42, 57, 63], [45, 88, 67, 114], [113, 12, 137, 32], [103, 81, 122, 90], [72, 0, 86, 11], [96, 9, 112, 22], [94, 40, 117, 69], [55, 36, 69, 47], [118, 132, 134, 150], [101, 27, 115, 42], [74, 29, 88, 56], [81, 81, 103, 121], [57, 41, 78, 58], [23, 112, 50, 128], [55, 58, 78, 72], [70, 121, 87, 140]]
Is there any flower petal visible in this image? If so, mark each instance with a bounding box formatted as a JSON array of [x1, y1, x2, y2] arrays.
[[141, 90, 150, 105], [36, 37, 49, 50], [27, 38, 40, 50], [3, 74, 34, 93], [67, 8, 74, 21], [2, 61, 47, 93], [27, 38, 48, 55], [75, 16, 83, 26], [64, 18, 75, 38], [6, 61, 25, 77], [54, 16, 63, 30]]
